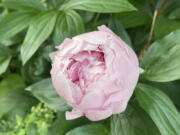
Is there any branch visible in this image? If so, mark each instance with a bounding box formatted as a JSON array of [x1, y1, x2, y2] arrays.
[[138, 0, 167, 61]]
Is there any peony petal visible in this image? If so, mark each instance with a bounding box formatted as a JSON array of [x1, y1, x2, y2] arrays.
[[86, 76, 120, 95], [73, 31, 109, 45], [51, 69, 74, 105], [103, 88, 135, 114], [98, 25, 139, 67], [66, 109, 83, 120], [79, 91, 105, 110], [103, 91, 124, 107], [98, 25, 114, 34], [49, 52, 57, 61], [85, 109, 112, 121], [111, 101, 127, 114], [57, 38, 73, 50], [70, 83, 83, 105], [60, 39, 99, 59]]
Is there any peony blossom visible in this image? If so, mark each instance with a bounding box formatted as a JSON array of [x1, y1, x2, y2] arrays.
[[50, 25, 142, 121]]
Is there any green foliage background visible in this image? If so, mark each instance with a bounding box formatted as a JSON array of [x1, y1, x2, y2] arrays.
[[0, 0, 180, 134]]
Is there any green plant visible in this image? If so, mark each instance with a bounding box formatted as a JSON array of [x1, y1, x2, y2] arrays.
[[0, 0, 180, 134]]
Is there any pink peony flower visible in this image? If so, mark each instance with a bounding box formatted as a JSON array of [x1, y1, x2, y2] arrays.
[[50, 25, 142, 121]]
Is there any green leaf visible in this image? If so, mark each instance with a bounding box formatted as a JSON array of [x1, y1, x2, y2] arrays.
[[108, 16, 132, 46], [78, 11, 94, 24], [0, 74, 25, 96], [60, 0, 136, 13], [0, 89, 37, 118], [26, 78, 70, 111], [0, 45, 13, 75], [21, 55, 49, 83], [114, 0, 151, 28], [0, 33, 23, 46], [168, 7, 180, 19], [162, 0, 180, 17], [146, 81, 180, 109], [3, 0, 45, 11], [42, 45, 55, 62], [115, 11, 151, 28], [66, 123, 109, 135], [111, 101, 160, 135], [47, 0, 65, 9], [48, 112, 89, 135], [154, 15, 180, 39], [53, 10, 84, 45], [0, 12, 34, 42], [0, 56, 11, 75], [140, 30, 180, 82], [0, 45, 11, 57], [21, 11, 58, 64], [136, 83, 180, 135]]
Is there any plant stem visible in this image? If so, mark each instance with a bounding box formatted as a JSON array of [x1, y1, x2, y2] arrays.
[[138, 0, 167, 61]]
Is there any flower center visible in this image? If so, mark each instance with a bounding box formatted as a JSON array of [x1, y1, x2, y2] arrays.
[[66, 50, 105, 88]]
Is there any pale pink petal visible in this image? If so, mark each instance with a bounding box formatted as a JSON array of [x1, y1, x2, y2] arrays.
[[66, 109, 83, 120], [73, 31, 108, 45], [99, 25, 139, 66], [49, 52, 57, 61], [57, 38, 72, 50], [85, 109, 112, 121], [111, 101, 127, 114], [103, 91, 124, 107], [70, 83, 83, 105], [98, 25, 114, 34], [79, 91, 105, 110], [86, 76, 120, 95], [51, 70, 74, 105], [60, 40, 99, 59]]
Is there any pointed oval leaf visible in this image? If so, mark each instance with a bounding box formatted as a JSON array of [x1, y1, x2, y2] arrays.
[[3, 0, 45, 11], [0, 89, 37, 118], [108, 16, 132, 46], [0, 12, 34, 42], [65, 123, 109, 135], [0, 74, 25, 96], [47, 0, 65, 9], [154, 15, 180, 40], [60, 0, 136, 13], [146, 81, 180, 109], [111, 101, 160, 135], [0, 56, 11, 75], [21, 11, 58, 64], [26, 78, 70, 111], [53, 10, 84, 45], [140, 30, 180, 82], [136, 83, 180, 135], [0, 45, 11, 57], [169, 7, 180, 19], [48, 112, 89, 135]]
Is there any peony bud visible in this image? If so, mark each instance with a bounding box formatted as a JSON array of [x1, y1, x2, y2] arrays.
[[50, 25, 142, 121]]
